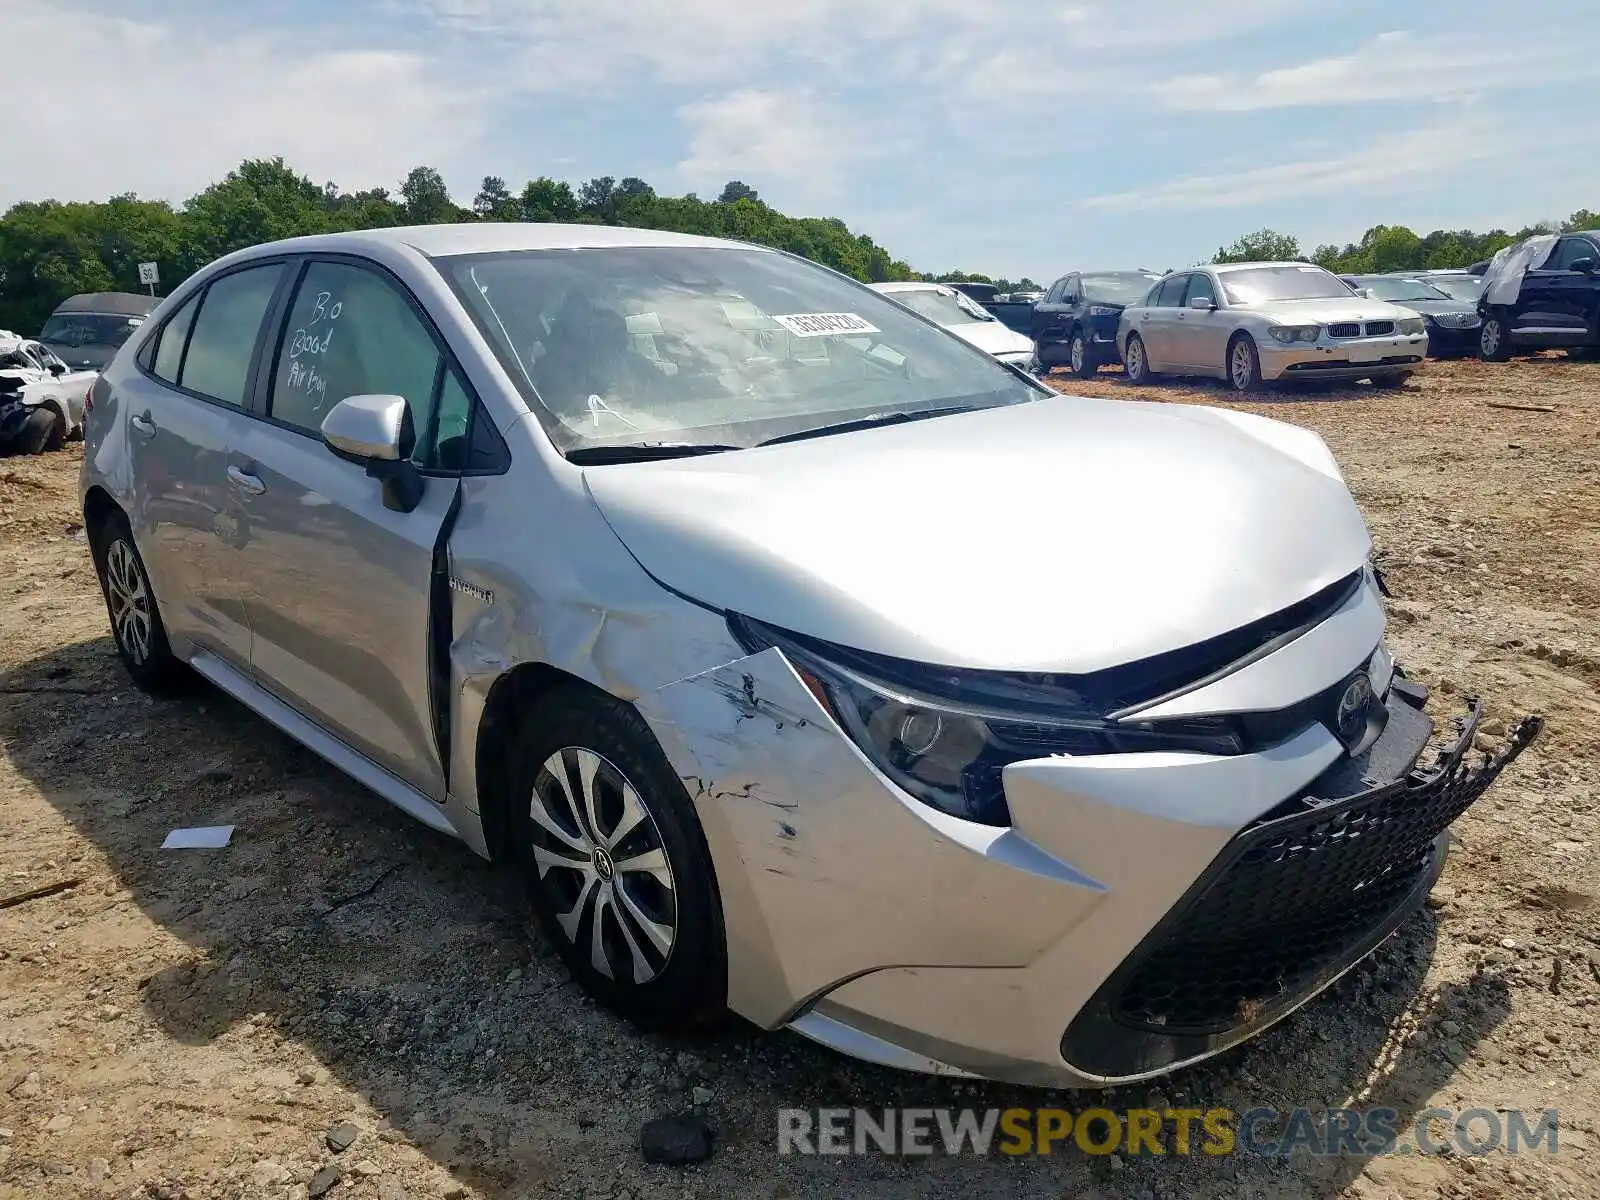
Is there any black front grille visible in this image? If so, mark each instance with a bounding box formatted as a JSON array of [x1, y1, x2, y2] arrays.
[[1365, 320, 1395, 336], [1108, 706, 1540, 1037], [1327, 322, 1360, 338]]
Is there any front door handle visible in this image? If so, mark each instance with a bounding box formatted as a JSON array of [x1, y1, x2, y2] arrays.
[[227, 465, 266, 496], [130, 412, 156, 438]]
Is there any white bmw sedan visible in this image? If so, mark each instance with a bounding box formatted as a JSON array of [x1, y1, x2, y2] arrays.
[[80, 224, 1535, 1087]]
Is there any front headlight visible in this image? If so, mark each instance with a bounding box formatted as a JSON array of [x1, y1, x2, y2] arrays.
[[1268, 324, 1320, 344], [1086, 305, 1119, 317], [1397, 317, 1426, 335], [730, 615, 1243, 825]]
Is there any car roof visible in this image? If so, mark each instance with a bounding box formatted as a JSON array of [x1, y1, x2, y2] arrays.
[[1210, 261, 1330, 273], [234, 222, 761, 261], [51, 292, 160, 316]]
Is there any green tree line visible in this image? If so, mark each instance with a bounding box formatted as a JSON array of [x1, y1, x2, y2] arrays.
[[0, 159, 924, 335], [1212, 209, 1600, 273]]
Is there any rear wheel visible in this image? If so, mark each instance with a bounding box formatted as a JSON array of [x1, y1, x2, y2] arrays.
[[1227, 334, 1263, 392], [507, 686, 726, 1031], [1479, 314, 1512, 361], [90, 511, 187, 693], [1069, 331, 1097, 379], [1123, 334, 1153, 385]]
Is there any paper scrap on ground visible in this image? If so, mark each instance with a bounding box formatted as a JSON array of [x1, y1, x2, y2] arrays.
[[161, 825, 235, 850]]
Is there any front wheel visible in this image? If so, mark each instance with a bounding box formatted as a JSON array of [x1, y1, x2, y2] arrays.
[[1123, 334, 1153, 385], [1369, 372, 1411, 390], [1228, 334, 1263, 392], [507, 687, 727, 1031], [1479, 314, 1511, 361]]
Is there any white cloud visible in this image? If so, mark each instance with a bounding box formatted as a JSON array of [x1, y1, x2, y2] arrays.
[[1153, 31, 1558, 111], [2, 6, 488, 210], [676, 90, 863, 201], [1079, 123, 1509, 212]]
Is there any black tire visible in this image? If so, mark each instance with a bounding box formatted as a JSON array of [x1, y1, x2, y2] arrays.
[[1123, 334, 1153, 385], [1227, 333, 1263, 392], [1032, 338, 1054, 376], [43, 406, 66, 452], [1369, 372, 1411, 390], [14, 409, 54, 455], [1069, 330, 1097, 379], [1479, 313, 1512, 361], [506, 686, 727, 1031], [89, 510, 188, 693]]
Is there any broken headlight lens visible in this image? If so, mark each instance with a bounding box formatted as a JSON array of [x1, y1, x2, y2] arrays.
[[728, 615, 1243, 826]]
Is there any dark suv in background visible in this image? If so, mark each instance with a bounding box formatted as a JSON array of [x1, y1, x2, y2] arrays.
[[1478, 230, 1600, 360], [38, 292, 160, 370], [1033, 271, 1162, 377]]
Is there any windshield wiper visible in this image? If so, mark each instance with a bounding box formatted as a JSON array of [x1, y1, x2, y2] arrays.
[[565, 442, 740, 464], [756, 405, 989, 447]]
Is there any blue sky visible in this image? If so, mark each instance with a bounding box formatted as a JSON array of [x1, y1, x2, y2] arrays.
[[9, 0, 1600, 280]]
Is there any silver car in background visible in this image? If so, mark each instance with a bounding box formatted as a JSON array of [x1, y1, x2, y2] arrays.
[[80, 225, 1535, 1088], [1118, 262, 1429, 391], [868, 281, 1036, 366]]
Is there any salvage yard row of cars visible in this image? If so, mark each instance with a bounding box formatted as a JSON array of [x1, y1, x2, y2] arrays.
[[72, 221, 1541, 1089]]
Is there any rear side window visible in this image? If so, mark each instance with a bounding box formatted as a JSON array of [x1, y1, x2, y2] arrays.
[[150, 293, 200, 384], [181, 265, 285, 406], [1154, 275, 1188, 307]]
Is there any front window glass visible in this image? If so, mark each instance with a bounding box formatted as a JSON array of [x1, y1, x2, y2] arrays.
[[1218, 265, 1352, 305], [1356, 277, 1452, 303], [885, 288, 994, 326], [1429, 276, 1485, 302], [1082, 272, 1162, 305], [39, 313, 144, 348], [436, 247, 1037, 454]]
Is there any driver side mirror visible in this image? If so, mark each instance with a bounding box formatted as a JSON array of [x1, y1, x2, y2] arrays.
[[1569, 257, 1597, 273], [48, 362, 66, 376], [321, 394, 425, 513], [1188, 295, 1217, 311]]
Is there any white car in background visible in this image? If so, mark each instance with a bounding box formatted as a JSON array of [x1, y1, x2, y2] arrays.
[[870, 282, 1036, 367], [0, 331, 97, 451]]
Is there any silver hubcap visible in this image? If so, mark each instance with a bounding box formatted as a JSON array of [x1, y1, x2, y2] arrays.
[[1128, 340, 1143, 377], [1232, 341, 1253, 388], [1071, 337, 1084, 371], [1484, 322, 1499, 354], [528, 748, 677, 983], [105, 539, 152, 665]]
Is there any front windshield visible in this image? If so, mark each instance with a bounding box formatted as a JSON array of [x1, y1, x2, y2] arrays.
[[1081, 273, 1162, 305], [884, 288, 993, 327], [1218, 265, 1353, 305], [438, 247, 1038, 454], [1356, 277, 1452, 303], [38, 313, 143, 348], [1428, 276, 1486, 302]]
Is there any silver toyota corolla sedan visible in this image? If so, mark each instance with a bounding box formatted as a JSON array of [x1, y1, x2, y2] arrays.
[[1118, 262, 1429, 391], [80, 224, 1538, 1087]]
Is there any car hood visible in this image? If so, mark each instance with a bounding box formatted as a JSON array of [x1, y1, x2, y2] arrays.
[[948, 321, 1034, 356], [1232, 297, 1416, 324], [583, 395, 1373, 673]]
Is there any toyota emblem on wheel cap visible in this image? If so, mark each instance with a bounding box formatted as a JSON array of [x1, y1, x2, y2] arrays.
[[1334, 672, 1374, 749]]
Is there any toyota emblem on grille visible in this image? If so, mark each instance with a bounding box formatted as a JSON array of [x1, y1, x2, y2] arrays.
[[1335, 672, 1374, 749]]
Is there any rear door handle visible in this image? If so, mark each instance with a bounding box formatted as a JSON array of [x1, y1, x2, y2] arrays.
[[130, 412, 155, 437], [227, 465, 266, 496]]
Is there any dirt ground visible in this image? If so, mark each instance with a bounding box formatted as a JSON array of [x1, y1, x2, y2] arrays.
[[1, 356, 1598, 1200]]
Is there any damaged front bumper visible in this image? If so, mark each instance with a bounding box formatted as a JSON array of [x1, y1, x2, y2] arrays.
[[639, 643, 1541, 1088]]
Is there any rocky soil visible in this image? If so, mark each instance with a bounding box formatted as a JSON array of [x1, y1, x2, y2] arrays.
[[1, 355, 1597, 1199]]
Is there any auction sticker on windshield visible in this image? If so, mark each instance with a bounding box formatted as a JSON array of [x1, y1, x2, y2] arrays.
[[771, 313, 881, 338]]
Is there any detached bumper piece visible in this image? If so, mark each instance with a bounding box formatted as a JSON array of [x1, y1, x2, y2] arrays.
[[1061, 698, 1543, 1081]]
